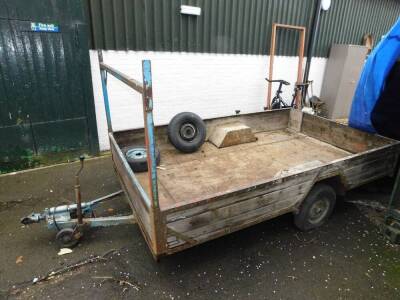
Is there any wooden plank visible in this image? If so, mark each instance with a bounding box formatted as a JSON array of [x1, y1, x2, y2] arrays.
[[109, 134, 155, 247], [208, 123, 257, 148], [165, 167, 320, 251], [301, 113, 392, 153], [194, 200, 294, 242], [341, 150, 398, 188], [167, 197, 299, 251], [167, 205, 294, 254], [168, 180, 312, 236], [316, 143, 400, 187], [288, 109, 303, 132], [205, 109, 290, 139], [166, 168, 318, 222]]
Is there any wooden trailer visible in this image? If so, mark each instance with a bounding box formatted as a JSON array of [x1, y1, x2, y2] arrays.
[[99, 54, 400, 260]]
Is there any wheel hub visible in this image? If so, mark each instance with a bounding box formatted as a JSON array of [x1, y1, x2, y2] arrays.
[[308, 198, 330, 224], [126, 148, 147, 160], [180, 123, 197, 141]]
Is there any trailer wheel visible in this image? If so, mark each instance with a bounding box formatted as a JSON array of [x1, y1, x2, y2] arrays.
[[168, 112, 206, 153], [294, 183, 336, 231], [124, 146, 161, 172], [56, 228, 81, 248]]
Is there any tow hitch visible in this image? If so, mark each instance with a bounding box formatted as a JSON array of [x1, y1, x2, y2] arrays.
[[21, 156, 134, 248]]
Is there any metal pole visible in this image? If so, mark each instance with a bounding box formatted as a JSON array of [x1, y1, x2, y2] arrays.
[[142, 60, 159, 208], [98, 50, 113, 133], [266, 23, 277, 110], [303, 0, 322, 87], [75, 156, 85, 225]]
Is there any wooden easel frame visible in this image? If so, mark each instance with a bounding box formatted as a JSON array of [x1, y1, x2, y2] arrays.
[[266, 23, 306, 109]]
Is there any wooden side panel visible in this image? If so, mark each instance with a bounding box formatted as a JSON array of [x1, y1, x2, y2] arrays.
[[318, 144, 400, 189], [205, 109, 290, 139], [165, 170, 319, 253], [301, 113, 391, 153], [114, 109, 291, 148], [109, 134, 156, 251]]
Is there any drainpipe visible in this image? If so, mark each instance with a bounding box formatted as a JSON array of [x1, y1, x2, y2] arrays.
[[303, 0, 323, 85], [303, 0, 331, 102]]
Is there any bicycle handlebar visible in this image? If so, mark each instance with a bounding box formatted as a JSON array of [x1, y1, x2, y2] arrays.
[[265, 78, 290, 85], [295, 82, 311, 87]]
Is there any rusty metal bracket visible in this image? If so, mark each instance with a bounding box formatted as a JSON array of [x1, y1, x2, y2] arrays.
[[143, 87, 153, 112]]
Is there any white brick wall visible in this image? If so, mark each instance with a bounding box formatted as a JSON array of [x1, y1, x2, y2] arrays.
[[89, 51, 327, 151]]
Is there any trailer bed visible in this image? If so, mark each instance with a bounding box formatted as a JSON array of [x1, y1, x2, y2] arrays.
[[110, 109, 400, 258], [97, 59, 400, 259], [135, 129, 351, 212]]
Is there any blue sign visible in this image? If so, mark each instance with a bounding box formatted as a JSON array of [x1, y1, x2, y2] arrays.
[[30, 22, 60, 33]]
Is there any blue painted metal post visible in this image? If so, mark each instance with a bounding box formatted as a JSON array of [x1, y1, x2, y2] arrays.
[[98, 50, 113, 133], [142, 60, 159, 208]]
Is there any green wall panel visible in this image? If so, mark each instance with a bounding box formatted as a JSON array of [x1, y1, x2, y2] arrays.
[[85, 0, 400, 57], [0, 0, 99, 172]]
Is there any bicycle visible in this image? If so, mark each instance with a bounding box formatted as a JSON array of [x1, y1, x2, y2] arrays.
[[265, 78, 310, 110]]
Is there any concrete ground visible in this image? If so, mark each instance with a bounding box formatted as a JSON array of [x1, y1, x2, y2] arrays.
[[0, 156, 399, 299]]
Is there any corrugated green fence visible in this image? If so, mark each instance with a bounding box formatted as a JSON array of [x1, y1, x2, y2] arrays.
[[0, 0, 98, 173], [84, 0, 400, 57]]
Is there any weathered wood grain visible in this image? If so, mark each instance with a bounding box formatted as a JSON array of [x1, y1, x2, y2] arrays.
[[208, 123, 257, 148], [288, 109, 303, 132], [301, 113, 391, 153], [114, 109, 291, 149], [109, 134, 156, 252]]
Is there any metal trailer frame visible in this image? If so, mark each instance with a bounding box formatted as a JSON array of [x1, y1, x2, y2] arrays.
[[98, 51, 159, 207], [96, 51, 400, 261], [97, 50, 164, 258]]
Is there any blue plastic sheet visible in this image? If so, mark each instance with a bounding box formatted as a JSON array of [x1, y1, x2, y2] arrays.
[[349, 18, 400, 132]]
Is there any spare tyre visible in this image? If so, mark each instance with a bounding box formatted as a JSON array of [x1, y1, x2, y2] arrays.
[[168, 112, 206, 153], [124, 145, 161, 172]]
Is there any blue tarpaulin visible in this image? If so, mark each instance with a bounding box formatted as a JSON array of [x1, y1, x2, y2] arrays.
[[349, 18, 400, 132]]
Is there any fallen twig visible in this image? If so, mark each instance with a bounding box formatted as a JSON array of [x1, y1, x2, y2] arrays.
[[42, 256, 106, 281], [39, 248, 119, 283], [8, 248, 120, 296], [92, 276, 140, 291], [15, 249, 118, 287]]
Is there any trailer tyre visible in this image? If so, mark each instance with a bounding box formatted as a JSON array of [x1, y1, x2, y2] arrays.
[[168, 112, 206, 153], [124, 146, 161, 172], [294, 183, 336, 231]]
